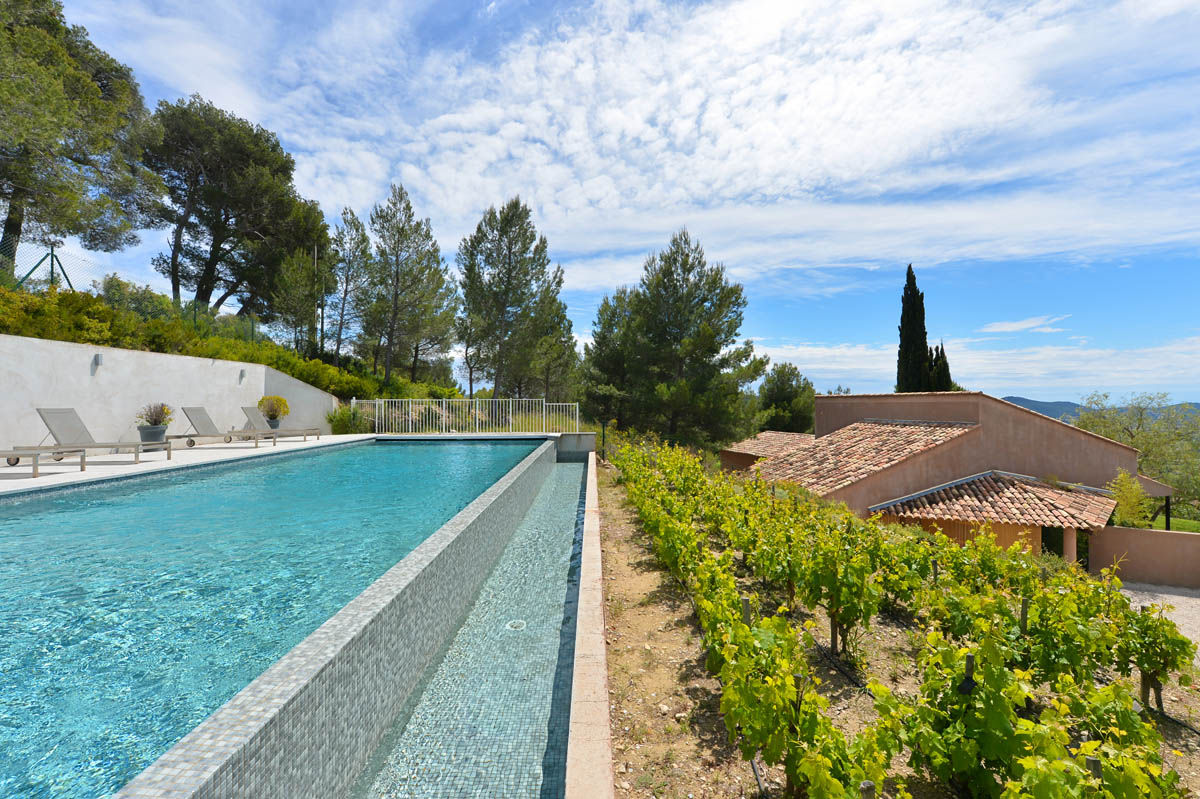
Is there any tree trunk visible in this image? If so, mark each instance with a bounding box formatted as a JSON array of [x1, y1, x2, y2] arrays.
[[210, 282, 242, 313], [333, 300, 347, 368], [1, 192, 26, 280], [193, 246, 222, 308], [383, 260, 400, 385], [410, 343, 420, 382], [165, 197, 195, 308]]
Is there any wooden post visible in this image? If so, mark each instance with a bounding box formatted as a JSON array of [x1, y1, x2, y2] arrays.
[[1020, 597, 1030, 635], [932, 559, 938, 584], [958, 653, 977, 694], [1087, 755, 1101, 781], [1165, 496, 1171, 531], [860, 780, 876, 799], [1139, 670, 1151, 707], [741, 596, 752, 626]]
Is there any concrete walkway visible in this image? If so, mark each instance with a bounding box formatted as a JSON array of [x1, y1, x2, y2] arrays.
[[0, 434, 375, 498]]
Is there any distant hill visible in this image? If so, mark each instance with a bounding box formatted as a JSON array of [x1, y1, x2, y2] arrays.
[[1004, 396, 1199, 421], [1003, 397, 1084, 420]]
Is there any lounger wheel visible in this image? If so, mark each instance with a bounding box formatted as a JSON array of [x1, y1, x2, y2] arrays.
[[5, 456, 18, 467], [53, 454, 64, 462], [186, 438, 197, 448], [224, 435, 233, 443]]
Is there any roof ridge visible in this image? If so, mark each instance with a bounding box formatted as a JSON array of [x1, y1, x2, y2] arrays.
[[871, 469, 1117, 529], [858, 418, 976, 427]]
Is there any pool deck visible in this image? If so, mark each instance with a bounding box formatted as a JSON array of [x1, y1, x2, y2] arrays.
[[566, 451, 615, 798], [0, 434, 375, 498]]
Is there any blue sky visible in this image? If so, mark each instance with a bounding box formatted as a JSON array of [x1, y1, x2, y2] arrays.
[[61, 0, 1200, 400]]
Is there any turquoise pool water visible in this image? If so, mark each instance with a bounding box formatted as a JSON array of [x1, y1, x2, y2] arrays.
[[0, 440, 537, 799], [352, 461, 586, 799]]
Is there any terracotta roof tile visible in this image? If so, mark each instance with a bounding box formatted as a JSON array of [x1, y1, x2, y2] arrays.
[[757, 420, 976, 494], [723, 430, 815, 459], [873, 472, 1116, 530]]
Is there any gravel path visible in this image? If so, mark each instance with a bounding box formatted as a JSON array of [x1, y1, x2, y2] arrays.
[[1122, 582, 1200, 665]]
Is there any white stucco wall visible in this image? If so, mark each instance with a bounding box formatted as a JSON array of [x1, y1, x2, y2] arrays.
[[0, 334, 337, 447]]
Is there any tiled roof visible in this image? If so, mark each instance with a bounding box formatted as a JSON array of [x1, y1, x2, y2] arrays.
[[872, 471, 1117, 530], [723, 430, 815, 459], [757, 420, 976, 494]]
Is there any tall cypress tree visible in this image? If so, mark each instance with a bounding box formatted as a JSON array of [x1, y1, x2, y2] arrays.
[[896, 265, 931, 392], [928, 342, 955, 391]]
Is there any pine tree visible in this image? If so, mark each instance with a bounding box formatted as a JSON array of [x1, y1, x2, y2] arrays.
[[896, 265, 931, 392]]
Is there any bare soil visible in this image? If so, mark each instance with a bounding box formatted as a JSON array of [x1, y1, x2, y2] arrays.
[[598, 462, 1200, 797]]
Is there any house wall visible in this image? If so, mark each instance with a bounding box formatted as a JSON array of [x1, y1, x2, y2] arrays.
[[1090, 526, 1200, 589], [877, 514, 1040, 551], [0, 333, 337, 447], [829, 426, 984, 514], [815, 393, 1139, 495], [719, 450, 760, 471]]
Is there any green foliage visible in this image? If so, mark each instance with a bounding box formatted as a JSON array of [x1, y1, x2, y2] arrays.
[[1107, 469, 1153, 528], [896, 265, 929, 392], [326, 404, 371, 434], [613, 440, 1195, 799], [326, 207, 372, 367], [93, 273, 174, 319], [896, 266, 959, 392], [582, 230, 766, 447], [0, 286, 452, 400], [456, 196, 575, 399], [144, 94, 327, 312], [257, 395, 289, 420], [758, 363, 815, 433], [1, 0, 162, 273], [367, 183, 455, 385], [1077, 392, 1200, 520]]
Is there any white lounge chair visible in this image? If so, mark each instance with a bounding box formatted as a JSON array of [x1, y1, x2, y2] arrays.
[[2, 446, 86, 476], [241, 407, 321, 441], [16, 408, 171, 463], [172, 407, 277, 448]]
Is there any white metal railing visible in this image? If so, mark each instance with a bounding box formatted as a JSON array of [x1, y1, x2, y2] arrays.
[[349, 398, 579, 435]]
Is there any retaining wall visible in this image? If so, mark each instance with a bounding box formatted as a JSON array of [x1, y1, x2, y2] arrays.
[[0, 334, 337, 446], [115, 439, 556, 799], [1090, 525, 1200, 589]]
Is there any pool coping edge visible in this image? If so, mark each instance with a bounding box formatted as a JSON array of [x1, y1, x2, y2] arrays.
[[565, 450, 615, 798]]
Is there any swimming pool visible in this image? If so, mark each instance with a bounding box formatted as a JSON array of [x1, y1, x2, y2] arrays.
[[351, 460, 586, 798], [0, 440, 537, 799]]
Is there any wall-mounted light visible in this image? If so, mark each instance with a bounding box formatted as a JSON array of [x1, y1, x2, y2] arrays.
[[91, 353, 103, 376], [238, 368, 246, 385]]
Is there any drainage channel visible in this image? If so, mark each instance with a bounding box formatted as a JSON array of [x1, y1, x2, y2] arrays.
[[349, 460, 587, 798]]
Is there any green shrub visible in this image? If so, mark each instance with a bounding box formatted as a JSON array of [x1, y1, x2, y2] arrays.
[[1107, 469, 1153, 528], [257, 395, 290, 420], [327, 405, 371, 434], [0, 286, 456, 401]]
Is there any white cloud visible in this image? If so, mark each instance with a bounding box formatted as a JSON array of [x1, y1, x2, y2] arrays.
[[760, 336, 1200, 395], [75, 0, 1200, 300], [980, 315, 1072, 333]]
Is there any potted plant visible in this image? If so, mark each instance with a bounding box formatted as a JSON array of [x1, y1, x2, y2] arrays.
[[258, 395, 290, 429], [136, 403, 173, 443]]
